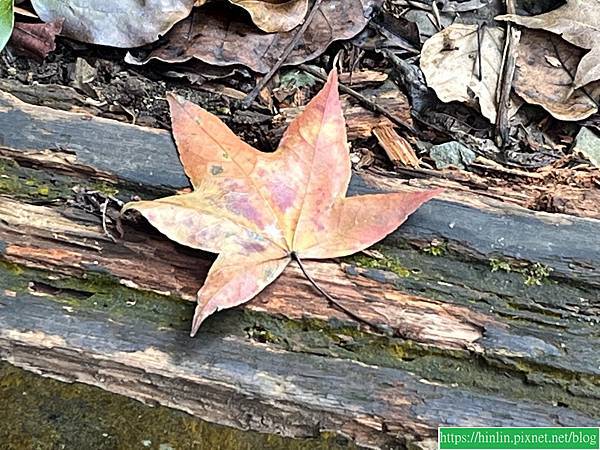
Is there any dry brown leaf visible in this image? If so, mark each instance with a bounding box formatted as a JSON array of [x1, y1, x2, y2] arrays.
[[31, 0, 194, 47], [9, 19, 63, 59], [125, 0, 382, 73], [574, 127, 600, 168], [420, 23, 504, 122], [513, 30, 600, 121], [497, 0, 600, 89], [229, 0, 308, 33]]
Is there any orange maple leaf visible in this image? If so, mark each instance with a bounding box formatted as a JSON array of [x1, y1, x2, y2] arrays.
[[124, 71, 441, 336]]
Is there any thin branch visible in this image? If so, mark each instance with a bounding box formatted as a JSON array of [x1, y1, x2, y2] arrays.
[[101, 198, 117, 243], [476, 24, 483, 82], [241, 0, 323, 108], [494, 0, 521, 148], [291, 252, 381, 331], [299, 64, 418, 135]]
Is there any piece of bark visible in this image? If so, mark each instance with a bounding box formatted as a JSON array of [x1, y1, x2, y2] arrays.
[[2, 287, 596, 450], [373, 123, 420, 167], [279, 91, 412, 140]]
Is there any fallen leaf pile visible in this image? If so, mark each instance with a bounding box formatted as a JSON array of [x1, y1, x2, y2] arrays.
[[21, 0, 380, 72], [420, 0, 600, 121], [126, 0, 381, 74], [123, 71, 440, 336]]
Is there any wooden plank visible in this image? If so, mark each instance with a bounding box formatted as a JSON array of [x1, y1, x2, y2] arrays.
[[1, 90, 599, 285]]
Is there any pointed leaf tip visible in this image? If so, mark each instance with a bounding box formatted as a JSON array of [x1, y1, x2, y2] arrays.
[[166, 91, 184, 109], [190, 302, 206, 337], [327, 69, 338, 86]]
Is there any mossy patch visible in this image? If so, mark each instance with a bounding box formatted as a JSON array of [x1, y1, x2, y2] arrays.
[[240, 310, 600, 418], [422, 239, 447, 257], [349, 251, 412, 278], [490, 258, 554, 286], [0, 155, 171, 205], [0, 362, 359, 450], [0, 157, 73, 202]]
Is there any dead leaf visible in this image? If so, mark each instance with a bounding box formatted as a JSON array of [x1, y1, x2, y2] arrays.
[[9, 19, 63, 60], [497, 0, 600, 88], [125, 0, 382, 73], [512, 30, 600, 121], [420, 23, 504, 122], [30, 0, 194, 47], [123, 71, 440, 336], [229, 0, 308, 33]]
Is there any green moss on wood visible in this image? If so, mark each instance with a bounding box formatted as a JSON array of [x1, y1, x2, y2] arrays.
[[0, 157, 73, 201], [490, 258, 554, 286], [0, 362, 359, 450], [422, 239, 447, 257], [349, 253, 412, 278], [240, 310, 600, 418], [1, 256, 599, 419], [0, 155, 171, 205]]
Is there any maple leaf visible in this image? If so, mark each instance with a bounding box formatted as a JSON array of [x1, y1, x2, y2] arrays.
[[123, 71, 441, 336]]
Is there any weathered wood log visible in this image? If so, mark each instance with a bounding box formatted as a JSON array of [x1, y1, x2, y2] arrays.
[[0, 90, 599, 449], [1, 90, 599, 285]]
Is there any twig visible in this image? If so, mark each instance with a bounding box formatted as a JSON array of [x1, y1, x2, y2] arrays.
[[241, 0, 323, 108], [476, 24, 483, 81], [494, 0, 521, 148], [299, 64, 418, 135], [101, 198, 117, 243], [431, 1, 443, 31], [291, 252, 381, 331]]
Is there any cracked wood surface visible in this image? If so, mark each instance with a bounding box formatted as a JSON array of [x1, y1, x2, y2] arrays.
[[0, 89, 599, 449]]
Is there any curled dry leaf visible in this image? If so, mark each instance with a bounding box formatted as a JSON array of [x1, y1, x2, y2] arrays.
[[497, 0, 600, 89], [30, 0, 195, 47], [10, 18, 63, 60], [123, 71, 440, 336], [125, 0, 382, 73], [513, 30, 600, 121], [420, 23, 504, 122], [229, 0, 308, 33]]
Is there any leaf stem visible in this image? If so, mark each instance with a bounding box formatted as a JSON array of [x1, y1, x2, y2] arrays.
[[291, 252, 380, 331]]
